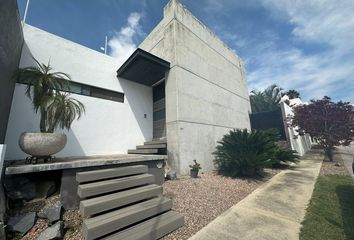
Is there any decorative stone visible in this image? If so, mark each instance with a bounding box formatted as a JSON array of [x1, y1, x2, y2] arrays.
[[37, 181, 57, 198], [19, 132, 67, 157], [3, 177, 36, 201], [38, 203, 62, 223], [7, 212, 36, 234], [166, 170, 177, 180], [37, 221, 63, 240]]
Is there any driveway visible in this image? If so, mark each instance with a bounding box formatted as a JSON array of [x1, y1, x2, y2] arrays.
[[338, 143, 354, 177]]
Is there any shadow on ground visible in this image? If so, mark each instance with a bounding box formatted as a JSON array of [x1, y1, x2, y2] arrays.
[[336, 184, 354, 239]]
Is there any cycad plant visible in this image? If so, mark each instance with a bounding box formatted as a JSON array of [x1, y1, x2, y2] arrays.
[[213, 129, 276, 177], [15, 58, 85, 132], [213, 128, 298, 177]]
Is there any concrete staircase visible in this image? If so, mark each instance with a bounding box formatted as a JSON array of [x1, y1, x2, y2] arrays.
[[128, 138, 167, 155], [76, 165, 183, 240]]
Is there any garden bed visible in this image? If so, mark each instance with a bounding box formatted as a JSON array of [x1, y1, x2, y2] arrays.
[[162, 169, 282, 240], [7, 168, 282, 240]]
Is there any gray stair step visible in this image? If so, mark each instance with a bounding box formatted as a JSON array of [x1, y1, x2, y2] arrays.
[[83, 197, 172, 240], [80, 184, 162, 217], [144, 139, 167, 145], [76, 165, 148, 183], [128, 149, 158, 154], [78, 174, 155, 198], [136, 144, 166, 149], [101, 211, 184, 240]]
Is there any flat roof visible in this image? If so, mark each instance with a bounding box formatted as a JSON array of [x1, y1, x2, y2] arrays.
[[117, 48, 170, 86]]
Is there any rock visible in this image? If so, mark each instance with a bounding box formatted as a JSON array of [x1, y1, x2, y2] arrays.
[[3, 177, 36, 201], [37, 221, 63, 240], [38, 203, 62, 223], [7, 212, 36, 234], [166, 170, 177, 180], [37, 181, 57, 198]]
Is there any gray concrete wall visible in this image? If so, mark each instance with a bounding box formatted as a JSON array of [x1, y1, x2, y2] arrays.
[[0, 0, 23, 144], [140, 0, 251, 174]]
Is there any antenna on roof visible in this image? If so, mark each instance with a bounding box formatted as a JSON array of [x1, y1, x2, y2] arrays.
[[100, 35, 108, 55], [22, 0, 30, 27]]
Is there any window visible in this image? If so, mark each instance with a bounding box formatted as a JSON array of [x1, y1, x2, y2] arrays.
[[17, 79, 124, 103]]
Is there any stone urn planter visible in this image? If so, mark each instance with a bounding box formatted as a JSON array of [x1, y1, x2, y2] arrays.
[[19, 132, 67, 159]]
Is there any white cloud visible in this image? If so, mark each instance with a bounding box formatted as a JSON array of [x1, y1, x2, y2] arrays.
[[247, 0, 354, 102], [201, 0, 354, 102], [108, 12, 144, 66], [262, 0, 354, 54]]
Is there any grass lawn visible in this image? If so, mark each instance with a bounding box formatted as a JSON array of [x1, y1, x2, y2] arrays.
[[300, 175, 354, 240]]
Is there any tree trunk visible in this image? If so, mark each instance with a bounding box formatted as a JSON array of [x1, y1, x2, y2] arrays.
[[325, 147, 334, 162], [40, 108, 47, 132]]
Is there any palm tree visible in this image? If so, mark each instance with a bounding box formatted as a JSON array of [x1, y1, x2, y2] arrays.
[[46, 93, 85, 132], [250, 84, 283, 113], [15, 58, 85, 132], [285, 89, 300, 99]]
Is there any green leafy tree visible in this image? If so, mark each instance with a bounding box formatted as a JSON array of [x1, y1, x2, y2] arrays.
[[250, 84, 283, 113], [15, 58, 85, 132], [290, 96, 354, 161]]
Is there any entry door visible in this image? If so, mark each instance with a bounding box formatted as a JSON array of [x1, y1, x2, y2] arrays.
[[153, 81, 166, 139]]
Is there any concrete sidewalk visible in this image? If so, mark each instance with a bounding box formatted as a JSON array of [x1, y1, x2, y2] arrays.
[[338, 144, 354, 177], [189, 151, 323, 240]]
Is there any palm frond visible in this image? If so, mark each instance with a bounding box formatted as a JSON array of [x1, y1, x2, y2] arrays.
[[15, 57, 85, 132]]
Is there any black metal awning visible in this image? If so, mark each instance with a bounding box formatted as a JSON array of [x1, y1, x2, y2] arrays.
[[117, 48, 170, 86]]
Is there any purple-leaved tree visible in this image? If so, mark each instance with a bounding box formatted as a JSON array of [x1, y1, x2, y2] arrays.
[[290, 96, 354, 161]]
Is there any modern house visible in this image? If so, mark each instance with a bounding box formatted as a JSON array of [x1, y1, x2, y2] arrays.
[[3, 0, 251, 174]]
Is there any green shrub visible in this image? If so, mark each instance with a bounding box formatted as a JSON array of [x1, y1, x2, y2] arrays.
[[272, 147, 299, 168], [213, 128, 299, 177], [213, 129, 276, 177], [189, 160, 202, 171]]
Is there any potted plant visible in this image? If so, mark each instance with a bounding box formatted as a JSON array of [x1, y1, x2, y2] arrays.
[[189, 160, 201, 178], [16, 58, 85, 163]]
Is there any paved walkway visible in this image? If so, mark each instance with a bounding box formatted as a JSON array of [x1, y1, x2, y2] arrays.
[[338, 144, 354, 177], [189, 151, 323, 240]]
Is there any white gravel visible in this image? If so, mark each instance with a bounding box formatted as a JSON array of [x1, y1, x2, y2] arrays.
[[162, 169, 281, 240]]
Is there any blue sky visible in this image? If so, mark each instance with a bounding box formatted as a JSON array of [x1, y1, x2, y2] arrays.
[[18, 0, 354, 103]]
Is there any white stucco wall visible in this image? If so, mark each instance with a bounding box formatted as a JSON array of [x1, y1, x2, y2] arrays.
[[140, 0, 251, 174], [5, 25, 153, 160], [280, 102, 312, 156]]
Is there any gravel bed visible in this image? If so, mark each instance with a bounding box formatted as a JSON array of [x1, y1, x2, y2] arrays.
[[8, 169, 281, 240], [320, 151, 350, 176], [162, 169, 281, 240]]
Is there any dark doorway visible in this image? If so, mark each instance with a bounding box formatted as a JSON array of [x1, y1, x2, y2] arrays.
[[153, 81, 166, 139]]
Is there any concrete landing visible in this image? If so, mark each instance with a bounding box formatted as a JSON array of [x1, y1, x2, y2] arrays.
[[4, 154, 167, 175], [189, 151, 323, 240]]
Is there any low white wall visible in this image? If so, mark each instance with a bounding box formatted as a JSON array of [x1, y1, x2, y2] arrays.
[[4, 25, 153, 160], [280, 102, 312, 156]]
